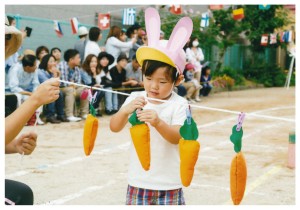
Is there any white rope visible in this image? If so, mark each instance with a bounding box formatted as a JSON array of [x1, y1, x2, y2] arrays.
[[58, 80, 295, 123]]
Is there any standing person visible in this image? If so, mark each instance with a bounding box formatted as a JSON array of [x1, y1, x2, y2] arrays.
[[185, 37, 204, 101], [182, 63, 201, 103], [7, 54, 44, 125], [132, 23, 144, 45], [84, 27, 102, 61], [74, 26, 89, 64], [126, 26, 140, 61], [110, 8, 191, 205], [110, 53, 138, 108], [51, 47, 62, 65], [59, 49, 89, 121], [200, 66, 213, 97], [81, 54, 105, 116], [105, 25, 136, 67], [38, 54, 69, 123]]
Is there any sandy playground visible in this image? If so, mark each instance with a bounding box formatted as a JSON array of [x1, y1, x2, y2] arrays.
[[5, 87, 295, 205]]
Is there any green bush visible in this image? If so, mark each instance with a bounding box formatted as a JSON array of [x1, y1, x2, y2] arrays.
[[213, 66, 245, 86], [243, 64, 287, 87]]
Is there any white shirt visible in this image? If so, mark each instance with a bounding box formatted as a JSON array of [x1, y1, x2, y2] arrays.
[[84, 40, 101, 61], [122, 91, 188, 190], [185, 47, 204, 72], [105, 37, 133, 66]]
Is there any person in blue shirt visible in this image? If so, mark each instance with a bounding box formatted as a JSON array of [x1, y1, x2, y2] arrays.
[[200, 66, 213, 97], [38, 54, 69, 123]]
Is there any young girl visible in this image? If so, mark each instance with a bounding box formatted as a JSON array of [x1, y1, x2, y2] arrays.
[[81, 54, 105, 116], [110, 7, 192, 205]]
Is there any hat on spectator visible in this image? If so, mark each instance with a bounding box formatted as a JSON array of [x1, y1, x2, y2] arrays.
[[78, 26, 88, 36], [185, 63, 195, 70], [97, 51, 114, 65], [5, 15, 23, 59], [136, 8, 192, 74]]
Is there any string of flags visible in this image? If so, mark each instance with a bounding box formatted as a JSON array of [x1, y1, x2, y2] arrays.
[[53, 20, 63, 37], [169, 5, 182, 15], [261, 31, 293, 46]]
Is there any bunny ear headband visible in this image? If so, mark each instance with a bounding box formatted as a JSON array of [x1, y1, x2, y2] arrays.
[[136, 7, 193, 74]]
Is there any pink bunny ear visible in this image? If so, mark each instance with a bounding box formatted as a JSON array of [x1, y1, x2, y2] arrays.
[[167, 17, 193, 52], [145, 7, 161, 47]]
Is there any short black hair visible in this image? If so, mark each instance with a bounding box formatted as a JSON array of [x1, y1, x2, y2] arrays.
[[89, 27, 101, 42], [36, 46, 49, 59], [117, 53, 128, 63], [51, 47, 61, 54], [142, 60, 178, 83], [22, 54, 37, 67], [64, 49, 79, 62], [202, 66, 211, 75], [39, 54, 55, 70], [126, 26, 134, 38]]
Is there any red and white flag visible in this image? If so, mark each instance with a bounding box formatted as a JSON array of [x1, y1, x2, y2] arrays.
[[169, 5, 182, 15], [209, 5, 223, 10], [53, 20, 63, 37], [260, 34, 268, 46], [98, 13, 110, 30], [70, 17, 79, 34]]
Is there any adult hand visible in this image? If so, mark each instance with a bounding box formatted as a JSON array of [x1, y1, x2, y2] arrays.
[[31, 78, 60, 106], [15, 132, 37, 155], [130, 80, 138, 86]]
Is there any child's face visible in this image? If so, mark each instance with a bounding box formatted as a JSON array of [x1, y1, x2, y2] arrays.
[[143, 67, 174, 100], [52, 49, 61, 60], [206, 69, 211, 75]]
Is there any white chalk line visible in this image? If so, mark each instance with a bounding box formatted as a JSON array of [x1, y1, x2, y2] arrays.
[[42, 180, 117, 205], [5, 141, 131, 179]]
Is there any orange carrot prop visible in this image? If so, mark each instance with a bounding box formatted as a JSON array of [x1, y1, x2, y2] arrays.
[[129, 110, 150, 171], [179, 107, 200, 187], [83, 90, 99, 156], [230, 113, 247, 205]]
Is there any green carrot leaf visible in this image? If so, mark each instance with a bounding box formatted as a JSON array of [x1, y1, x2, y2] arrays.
[[180, 117, 199, 140]]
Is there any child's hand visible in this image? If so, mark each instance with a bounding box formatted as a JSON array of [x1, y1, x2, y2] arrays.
[[121, 96, 147, 115], [31, 78, 60, 106], [137, 109, 161, 127], [15, 131, 37, 155]]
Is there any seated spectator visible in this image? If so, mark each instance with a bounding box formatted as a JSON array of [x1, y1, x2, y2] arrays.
[[38, 54, 69, 123], [182, 63, 201, 103], [110, 53, 138, 108], [125, 54, 143, 89], [7, 54, 44, 124], [51, 47, 62, 65], [84, 27, 102, 61], [81, 54, 105, 116], [97, 52, 117, 115], [59, 49, 89, 121], [200, 66, 213, 97], [35, 45, 49, 66]]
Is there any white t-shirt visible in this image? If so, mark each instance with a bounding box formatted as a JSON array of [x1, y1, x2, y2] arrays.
[[84, 40, 101, 61], [122, 91, 188, 190]]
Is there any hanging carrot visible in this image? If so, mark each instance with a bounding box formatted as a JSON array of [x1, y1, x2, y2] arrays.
[[230, 121, 247, 205], [179, 109, 200, 187], [129, 111, 150, 171], [83, 94, 99, 156]]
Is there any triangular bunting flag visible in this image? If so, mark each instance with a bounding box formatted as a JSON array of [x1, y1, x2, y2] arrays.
[[70, 17, 79, 34], [53, 20, 63, 37], [261, 34, 268, 46], [98, 13, 110, 30], [200, 12, 209, 28], [259, 5, 271, 10], [233, 8, 244, 20], [270, 33, 277, 44], [170, 5, 182, 15]]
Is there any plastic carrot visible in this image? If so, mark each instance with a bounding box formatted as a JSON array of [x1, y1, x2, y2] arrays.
[[129, 111, 150, 171], [230, 124, 247, 205], [179, 110, 200, 187], [83, 102, 98, 156]]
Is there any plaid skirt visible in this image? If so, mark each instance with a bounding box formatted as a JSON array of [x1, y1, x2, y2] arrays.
[[126, 185, 185, 205]]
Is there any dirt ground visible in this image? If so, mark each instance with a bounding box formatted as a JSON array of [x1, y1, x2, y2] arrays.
[[5, 87, 295, 205]]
